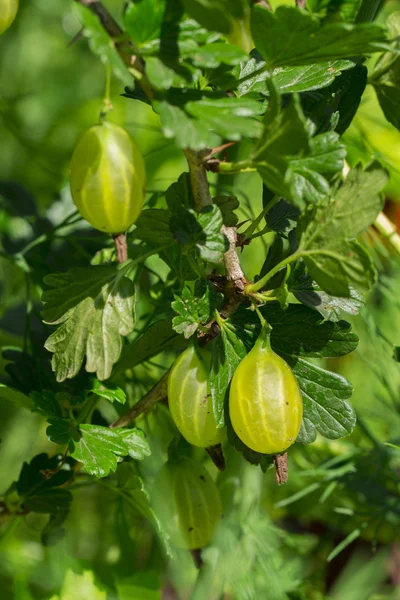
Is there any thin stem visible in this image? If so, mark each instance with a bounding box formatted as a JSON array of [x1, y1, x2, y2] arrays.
[[245, 252, 300, 295], [208, 160, 255, 175], [355, 0, 383, 22], [100, 65, 113, 123], [374, 212, 400, 255], [241, 195, 279, 240], [110, 370, 169, 428]]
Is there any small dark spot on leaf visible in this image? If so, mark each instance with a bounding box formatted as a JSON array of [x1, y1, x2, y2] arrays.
[[199, 475, 206, 482], [188, 527, 194, 532], [286, 402, 289, 405]]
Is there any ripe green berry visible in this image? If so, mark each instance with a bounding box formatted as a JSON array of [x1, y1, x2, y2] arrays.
[[70, 122, 146, 234], [229, 326, 303, 454], [152, 457, 222, 549], [0, 0, 18, 35], [168, 345, 225, 448]]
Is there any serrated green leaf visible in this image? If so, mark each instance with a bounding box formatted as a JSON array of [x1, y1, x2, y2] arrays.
[[30, 389, 62, 418], [251, 5, 389, 69], [290, 262, 364, 321], [172, 282, 222, 338], [114, 428, 152, 460], [70, 425, 129, 478], [42, 267, 135, 382], [153, 99, 219, 150], [253, 98, 345, 208], [24, 489, 73, 514], [191, 42, 247, 68], [165, 173, 193, 213], [298, 162, 388, 295], [124, 0, 167, 47], [236, 53, 354, 96], [210, 322, 247, 428], [213, 195, 240, 226], [292, 358, 356, 444], [132, 209, 175, 246], [46, 418, 77, 445], [185, 96, 263, 140], [91, 379, 126, 404], [182, 0, 250, 36], [301, 64, 368, 136], [170, 204, 228, 263]]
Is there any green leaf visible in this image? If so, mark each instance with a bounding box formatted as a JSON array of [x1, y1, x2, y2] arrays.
[[42, 266, 135, 382], [52, 570, 107, 600], [132, 209, 175, 246], [70, 425, 129, 478], [145, 56, 199, 90], [172, 282, 222, 338], [75, 5, 131, 85], [91, 379, 126, 404], [371, 13, 400, 131], [30, 390, 62, 418], [113, 320, 184, 376], [266, 304, 359, 359], [46, 418, 77, 445], [289, 132, 346, 207], [153, 91, 263, 150], [153, 98, 219, 150], [210, 322, 247, 428], [303, 240, 377, 297], [213, 195, 240, 226], [114, 428, 152, 460], [292, 358, 356, 444], [170, 204, 228, 263], [265, 198, 299, 234], [290, 262, 364, 321], [124, 0, 167, 47], [298, 162, 388, 295], [181, 0, 251, 36], [0, 384, 32, 410], [165, 173, 193, 213], [185, 96, 263, 140], [191, 42, 247, 68], [230, 303, 358, 359], [236, 52, 354, 96], [117, 573, 161, 600], [301, 64, 368, 135], [11, 454, 73, 518], [251, 5, 388, 68]]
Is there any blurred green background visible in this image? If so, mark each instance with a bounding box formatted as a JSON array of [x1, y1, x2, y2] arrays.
[[2, 1, 400, 599]]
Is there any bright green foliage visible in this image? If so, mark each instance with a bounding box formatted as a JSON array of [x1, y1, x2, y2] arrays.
[[2, 0, 400, 597]]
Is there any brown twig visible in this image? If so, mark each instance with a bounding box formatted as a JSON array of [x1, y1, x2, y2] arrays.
[[74, 0, 153, 100], [113, 233, 128, 264], [295, 0, 307, 8], [274, 453, 288, 485], [110, 370, 169, 429]]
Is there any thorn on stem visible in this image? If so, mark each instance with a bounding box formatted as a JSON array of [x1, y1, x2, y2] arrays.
[[205, 444, 226, 471]]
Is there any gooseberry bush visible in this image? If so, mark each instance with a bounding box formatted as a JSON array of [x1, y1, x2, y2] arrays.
[[2, 0, 400, 597]]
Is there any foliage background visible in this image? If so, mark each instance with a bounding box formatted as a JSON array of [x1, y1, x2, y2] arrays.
[[1, 0, 400, 599]]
